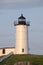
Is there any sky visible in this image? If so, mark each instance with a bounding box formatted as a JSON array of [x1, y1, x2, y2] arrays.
[[0, 0, 43, 55]]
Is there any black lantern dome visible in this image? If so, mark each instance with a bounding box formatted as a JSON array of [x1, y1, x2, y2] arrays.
[[18, 14, 26, 25], [14, 14, 30, 26]]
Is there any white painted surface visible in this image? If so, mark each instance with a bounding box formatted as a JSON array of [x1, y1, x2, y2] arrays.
[[0, 48, 15, 56], [0, 25, 29, 56], [15, 25, 28, 54]]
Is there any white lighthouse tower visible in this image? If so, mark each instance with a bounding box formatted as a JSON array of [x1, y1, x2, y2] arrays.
[[14, 14, 30, 54]]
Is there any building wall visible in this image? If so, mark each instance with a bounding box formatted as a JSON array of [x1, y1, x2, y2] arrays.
[[15, 25, 28, 54], [0, 48, 15, 56]]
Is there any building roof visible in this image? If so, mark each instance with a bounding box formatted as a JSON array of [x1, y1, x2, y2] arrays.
[[14, 14, 30, 26], [0, 47, 15, 49], [18, 14, 26, 19], [18, 14, 26, 25]]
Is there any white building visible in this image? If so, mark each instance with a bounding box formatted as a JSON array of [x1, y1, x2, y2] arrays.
[[0, 47, 15, 56], [0, 14, 30, 56]]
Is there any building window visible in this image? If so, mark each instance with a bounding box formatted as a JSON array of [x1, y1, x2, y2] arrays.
[[2, 49, 5, 54], [22, 48, 24, 52]]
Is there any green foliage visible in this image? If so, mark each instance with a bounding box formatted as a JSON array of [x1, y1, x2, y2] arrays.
[[0, 54, 43, 65]]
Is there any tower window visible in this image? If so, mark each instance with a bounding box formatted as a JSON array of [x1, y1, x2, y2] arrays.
[[22, 48, 24, 52], [2, 49, 5, 54]]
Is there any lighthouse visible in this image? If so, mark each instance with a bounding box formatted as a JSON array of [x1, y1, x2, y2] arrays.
[[14, 14, 30, 54]]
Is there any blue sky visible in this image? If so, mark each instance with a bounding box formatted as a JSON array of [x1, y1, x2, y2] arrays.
[[0, 0, 43, 55]]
